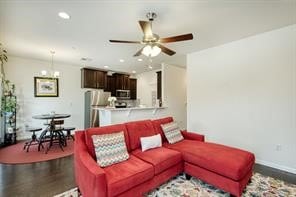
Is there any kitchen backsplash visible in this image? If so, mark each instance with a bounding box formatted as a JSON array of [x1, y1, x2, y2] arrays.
[[116, 99, 140, 107]]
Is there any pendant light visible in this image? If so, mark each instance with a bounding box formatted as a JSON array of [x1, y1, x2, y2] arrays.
[[41, 51, 60, 78]]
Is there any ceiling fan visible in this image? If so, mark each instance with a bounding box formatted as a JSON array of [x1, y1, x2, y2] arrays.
[[109, 12, 194, 57]]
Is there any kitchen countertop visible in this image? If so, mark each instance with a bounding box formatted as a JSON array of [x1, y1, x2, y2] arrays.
[[94, 106, 167, 111]]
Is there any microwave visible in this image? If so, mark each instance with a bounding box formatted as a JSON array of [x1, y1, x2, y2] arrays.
[[116, 90, 130, 99]]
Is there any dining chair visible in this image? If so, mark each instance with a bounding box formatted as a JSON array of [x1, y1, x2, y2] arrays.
[[63, 127, 75, 141], [23, 127, 44, 152], [47, 120, 67, 152]]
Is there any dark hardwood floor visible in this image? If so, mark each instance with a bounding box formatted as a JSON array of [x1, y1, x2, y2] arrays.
[[0, 156, 295, 197], [254, 163, 296, 185], [0, 156, 75, 197]]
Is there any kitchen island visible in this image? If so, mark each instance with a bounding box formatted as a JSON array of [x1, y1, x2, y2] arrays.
[[96, 107, 168, 126]]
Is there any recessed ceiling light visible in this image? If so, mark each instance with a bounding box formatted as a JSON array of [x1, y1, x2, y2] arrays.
[[104, 66, 109, 68], [132, 70, 136, 74], [58, 12, 70, 19], [81, 57, 92, 61], [148, 65, 153, 69], [137, 58, 143, 62], [119, 59, 125, 62]]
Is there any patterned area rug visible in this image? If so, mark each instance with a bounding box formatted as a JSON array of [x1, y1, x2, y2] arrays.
[[54, 173, 296, 197]]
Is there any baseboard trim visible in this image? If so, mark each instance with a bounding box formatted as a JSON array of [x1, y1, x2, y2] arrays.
[[256, 159, 296, 174]]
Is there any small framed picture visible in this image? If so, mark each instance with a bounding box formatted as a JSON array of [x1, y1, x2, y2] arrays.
[[34, 77, 59, 97]]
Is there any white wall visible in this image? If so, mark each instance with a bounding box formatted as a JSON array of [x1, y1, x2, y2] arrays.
[[136, 70, 158, 107], [4, 56, 85, 139], [187, 25, 296, 173], [136, 65, 187, 129], [162, 64, 187, 129]]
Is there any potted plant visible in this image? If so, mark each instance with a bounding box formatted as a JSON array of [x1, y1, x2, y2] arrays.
[[1, 96, 17, 117], [108, 96, 117, 108], [0, 43, 8, 81], [0, 43, 8, 112], [3, 80, 14, 96], [0, 44, 17, 116]]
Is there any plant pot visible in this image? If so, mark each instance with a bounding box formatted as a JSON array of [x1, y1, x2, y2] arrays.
[[4, 111, 13, 117]]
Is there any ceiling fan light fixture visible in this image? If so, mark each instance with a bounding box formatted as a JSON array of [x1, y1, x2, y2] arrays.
[[58, 12, 70, 19], [142, 45, 151, 56], [142, 45, 161, 57], [109, 12, 193, 57], [151, 45, 161, 57]]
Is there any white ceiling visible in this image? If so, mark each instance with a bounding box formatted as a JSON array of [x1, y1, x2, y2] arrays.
[[0, 0, 295, 73]]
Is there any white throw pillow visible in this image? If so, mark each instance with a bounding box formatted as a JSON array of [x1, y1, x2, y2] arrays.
[[140, 134, 162, 152]]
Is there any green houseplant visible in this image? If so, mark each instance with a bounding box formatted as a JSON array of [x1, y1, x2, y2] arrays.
[[1, 96, 17, 117], [0, 44, 17, 116], [0, 43, 8, 81]]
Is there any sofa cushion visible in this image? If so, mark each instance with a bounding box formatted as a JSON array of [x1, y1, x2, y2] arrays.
[[92, 131, 129, 167], [132, 147, 182, 175], [152, 117, 174, 142], [161, 122, 184, 144], [104, 155, 154, 197], [165, 140, 255, 181], [85, 124, 130, 158], [125, 120, 156, 151]]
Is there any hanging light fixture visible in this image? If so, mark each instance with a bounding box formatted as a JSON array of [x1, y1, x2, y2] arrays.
[[148, 58, 153, 69], [41, 70, 47, 76], [40, 51, 60, 78], [141, 45, 161, 57]]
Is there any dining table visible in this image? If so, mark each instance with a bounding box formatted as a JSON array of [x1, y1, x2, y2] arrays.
[[32, 113, 71, 153]]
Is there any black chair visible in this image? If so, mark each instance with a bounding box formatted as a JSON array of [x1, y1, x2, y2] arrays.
[[48, 120, 67, 152], [63, 127, 75, 141], [23, 127, 43, 152]]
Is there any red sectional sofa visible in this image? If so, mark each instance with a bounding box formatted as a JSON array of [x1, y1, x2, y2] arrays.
[[74, 117, 255, 197]]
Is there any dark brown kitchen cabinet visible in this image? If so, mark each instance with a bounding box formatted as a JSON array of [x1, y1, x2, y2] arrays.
[[96, 71, 107, 89], [129, 78, 137, 100], [114, 74, 130, 90], [156, 71, 162, 99], [81, 68, 107, 89], [81, 68, 96, 89], [105, 75, 116, 96]]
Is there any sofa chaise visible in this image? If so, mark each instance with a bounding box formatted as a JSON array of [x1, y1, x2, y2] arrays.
[[74, 117, 255, 197]]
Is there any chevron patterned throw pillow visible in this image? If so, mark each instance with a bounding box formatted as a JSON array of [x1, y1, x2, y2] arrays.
[[161, 122, 184, 144], [92, 131, 129, 167]]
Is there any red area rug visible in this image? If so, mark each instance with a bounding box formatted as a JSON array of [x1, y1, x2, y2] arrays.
[[0, 140, 74, 164]]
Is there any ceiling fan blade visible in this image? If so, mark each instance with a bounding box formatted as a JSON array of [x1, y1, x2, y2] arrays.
[[157, 44, 176, 56], [159, 33, 193, 43], [133, 46, 145, 57], [139, 21, 153, 37], [109, 40, 141, 44]]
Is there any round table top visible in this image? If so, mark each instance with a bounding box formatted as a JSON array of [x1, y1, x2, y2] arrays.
[[32, 114, 71, 120]]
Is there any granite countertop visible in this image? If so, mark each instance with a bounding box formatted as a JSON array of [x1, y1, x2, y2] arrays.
[[94, 106, 166, 111]]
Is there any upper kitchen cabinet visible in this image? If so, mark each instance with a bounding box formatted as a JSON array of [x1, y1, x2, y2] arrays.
[[105, 75, 116, 96], [156, 71, 162, 99], [81, 68, 107, 89], [114, 73, 130, 90], [129, 78, 137, 100]]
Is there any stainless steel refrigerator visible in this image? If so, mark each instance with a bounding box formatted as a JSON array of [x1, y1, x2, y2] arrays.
[[84, 90, 110, 128]]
